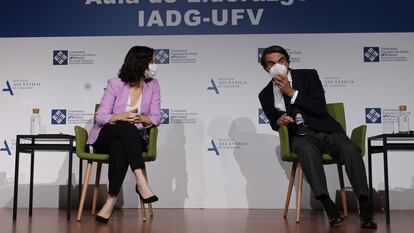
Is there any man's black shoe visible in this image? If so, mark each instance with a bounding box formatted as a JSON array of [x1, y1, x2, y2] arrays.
[[319, 196, 344, 227], [360, 216, 378, 229], [329, 214, 344, 227], [359, 197, 377, 228]]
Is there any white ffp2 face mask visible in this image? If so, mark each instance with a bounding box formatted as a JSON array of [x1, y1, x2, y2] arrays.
[[144, 63, 157, 79], [269, 63, 288, 78]]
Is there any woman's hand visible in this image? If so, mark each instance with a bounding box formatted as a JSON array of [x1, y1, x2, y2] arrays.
[[134, 115, 152, 125], [109, 109, 152, 125], [110, 110, 139, 124]]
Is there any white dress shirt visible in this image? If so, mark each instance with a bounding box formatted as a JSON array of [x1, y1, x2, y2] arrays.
[[126, 93, 142, 114]]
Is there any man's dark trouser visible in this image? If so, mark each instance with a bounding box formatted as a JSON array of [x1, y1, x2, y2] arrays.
[[291, 129, 369, 199]]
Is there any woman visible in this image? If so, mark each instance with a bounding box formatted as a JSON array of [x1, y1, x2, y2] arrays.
[[87, 46, 161, 223]]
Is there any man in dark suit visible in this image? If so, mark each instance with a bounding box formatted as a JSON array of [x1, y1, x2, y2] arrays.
[[258, 45, 377, 228]]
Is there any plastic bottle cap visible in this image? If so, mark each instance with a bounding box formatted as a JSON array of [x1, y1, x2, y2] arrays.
[[32, 108, 40, 114], [399, 105, 407, 111]]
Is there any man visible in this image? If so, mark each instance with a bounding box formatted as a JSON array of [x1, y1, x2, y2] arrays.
[[258, 45, 377, 228]]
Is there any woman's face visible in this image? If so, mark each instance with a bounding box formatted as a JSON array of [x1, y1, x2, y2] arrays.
[[144, 57, 157, 79]]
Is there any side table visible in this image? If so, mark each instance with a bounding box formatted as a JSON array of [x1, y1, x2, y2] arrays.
[[368, 133, 414, 225], [13, 134, 76, 220]]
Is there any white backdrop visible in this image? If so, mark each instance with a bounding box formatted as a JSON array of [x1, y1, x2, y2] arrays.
[[1, 33, 413, 209]]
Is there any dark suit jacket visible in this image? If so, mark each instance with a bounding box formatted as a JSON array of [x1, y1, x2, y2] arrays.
[[258, 69, 344, 135]]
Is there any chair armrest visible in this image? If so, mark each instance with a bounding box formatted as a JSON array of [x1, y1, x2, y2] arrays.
[[351, 125, 367, 156], [278, 125, 292, 161], [145, 126, 158, 161]]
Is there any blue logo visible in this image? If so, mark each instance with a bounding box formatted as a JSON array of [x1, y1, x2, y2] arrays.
[[258, 48, 265, 63], [51, 109, 67, 124], [2, 80, 14, 95], [207, 79, 219, 94], [53, 50, 68, 65], [365, 108, 381, 123], [154, 49, 170, 64], [258, 109, 269, 124], [1, 140, 11, 156], [207, 140, 219, 156], [364, 47, 380, 62], [160, 108, 169, 124]]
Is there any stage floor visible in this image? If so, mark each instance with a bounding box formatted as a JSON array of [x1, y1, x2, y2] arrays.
[[1, 208, 412, 233]]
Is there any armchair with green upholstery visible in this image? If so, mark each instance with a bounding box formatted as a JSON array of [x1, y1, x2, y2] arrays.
[[75, 104, 159, 222], [278, 102, 367, 222]]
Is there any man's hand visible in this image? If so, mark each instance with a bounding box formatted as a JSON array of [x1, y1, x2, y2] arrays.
[[277, 114, 294, 126], [274, 73, 295, 97]]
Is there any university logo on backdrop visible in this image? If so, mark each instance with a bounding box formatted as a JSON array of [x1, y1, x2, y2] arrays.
[[51, 109, 67, 125], [365, 108, 381, 124], [155, 48, 197, 64], [363, 47, 380, 62], [53, 49, 96, 65], [154, 49, 170, 64], [53, 50, 69, 65], [258, 109, 270, 124], [160, 108, 198, 124], [2, 80, 14, 95], [160, 108, 170, 124], [363, 46, 408, 63], [50, 109, 93, 125]]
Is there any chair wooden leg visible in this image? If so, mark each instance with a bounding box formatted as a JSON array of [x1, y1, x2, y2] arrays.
[[92, 162, 102, 216], [284, 161, 298, 218], [77, 161, 93, 221], [296, 166, 304, 223], [337, 164, 348, 217]]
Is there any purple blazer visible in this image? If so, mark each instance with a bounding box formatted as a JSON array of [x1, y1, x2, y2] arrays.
[[87, 77, 161, 145]]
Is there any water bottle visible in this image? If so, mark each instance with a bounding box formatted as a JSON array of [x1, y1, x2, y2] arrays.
[[398, 105, 410, 134], [31, 108, 41, 135]]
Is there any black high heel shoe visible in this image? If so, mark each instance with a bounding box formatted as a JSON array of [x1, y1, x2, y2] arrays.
[[135, 185, 159, 203], [95, 213, 112, 223]]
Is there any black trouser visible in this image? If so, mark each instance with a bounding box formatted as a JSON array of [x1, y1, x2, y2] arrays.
[[92, 121, 147, 195], [291, 128, 369, 199]]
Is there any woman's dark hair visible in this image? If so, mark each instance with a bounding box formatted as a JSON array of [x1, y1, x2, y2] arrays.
[[260, 45, 290, 70], [118, 46, 154, 84]]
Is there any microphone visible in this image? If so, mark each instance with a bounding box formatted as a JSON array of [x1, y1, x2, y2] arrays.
[[293, 110, 307, 136]]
